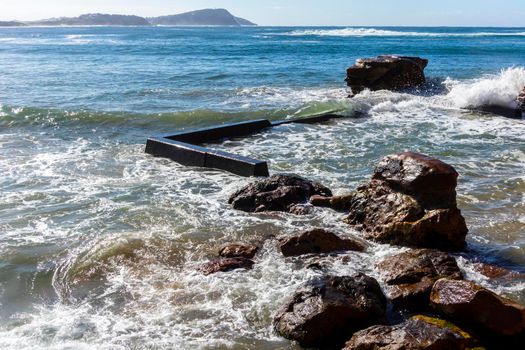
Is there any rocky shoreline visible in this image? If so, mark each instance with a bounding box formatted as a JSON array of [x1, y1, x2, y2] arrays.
[[195, 56, 525, 349], [198, 151, 524, 349]]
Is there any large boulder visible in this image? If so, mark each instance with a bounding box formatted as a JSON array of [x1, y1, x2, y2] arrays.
[[430, 278, 525, 336], [344, 152, 468, 251], [376, 249, 462, 309], [274, 274, 386, 348], [344, 315, 481, 350], [229, 174, 332, 214], [279, 228, 364, 257], [346, 55, 428, 94]]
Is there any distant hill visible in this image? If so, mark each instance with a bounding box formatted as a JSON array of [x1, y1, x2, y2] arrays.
[[148, 9, 256, 26], [0, 21, 26, 27], [28, 14, 150, 26], [4, 9, 256, 27]]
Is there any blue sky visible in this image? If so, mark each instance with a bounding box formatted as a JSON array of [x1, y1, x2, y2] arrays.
[[3, 0, 525, 26]]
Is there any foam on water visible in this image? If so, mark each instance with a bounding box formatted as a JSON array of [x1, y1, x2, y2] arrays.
[[288, 27, 525, 37]]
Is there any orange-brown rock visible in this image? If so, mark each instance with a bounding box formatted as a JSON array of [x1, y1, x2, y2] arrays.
[[344, 152, 468, 251], [344, 315, 482, 350], [430, 278, 525, 336], [198, 258, 254, 275], [377, 249, 462, 309], [218, 243, 258, 259], [279, 228, 364, 257]]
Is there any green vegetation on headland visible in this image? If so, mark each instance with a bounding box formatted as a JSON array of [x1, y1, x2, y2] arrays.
[[0, 9, 256, 27]]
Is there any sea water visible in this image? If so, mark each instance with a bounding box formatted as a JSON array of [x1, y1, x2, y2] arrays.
[[0, 26, 524, 349]]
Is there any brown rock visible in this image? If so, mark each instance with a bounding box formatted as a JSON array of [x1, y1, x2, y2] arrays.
[[274, 274, 386, 348], [346, 55, 428, 94], [344, 152, 468, 251], [344, 315, 482, 350], [228, 174, 332, 214], [198, 258, 254, 275], [377, 249, 462, 309], [279, 228, 364, 257], [219, 243, 258, 259], [430, 278, 525, 336], [472, 262, 525, 280], [309, 194, 332, 207]]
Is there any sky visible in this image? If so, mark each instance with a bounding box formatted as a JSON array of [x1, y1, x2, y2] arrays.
[[2, 0, 525, 26]]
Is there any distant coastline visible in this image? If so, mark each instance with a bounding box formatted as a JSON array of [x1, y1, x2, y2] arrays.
[[0, 9, 256, 27]]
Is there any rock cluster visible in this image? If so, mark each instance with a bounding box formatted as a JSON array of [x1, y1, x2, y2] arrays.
[[343, 152, 468, 250], [225, 150, 525, 349], [274, 274, 386, 348], [346, 55, 428, 94], [228, 174, 332, 214]]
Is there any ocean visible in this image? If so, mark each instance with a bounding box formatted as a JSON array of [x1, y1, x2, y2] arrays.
[[0, 26, 524, 349]]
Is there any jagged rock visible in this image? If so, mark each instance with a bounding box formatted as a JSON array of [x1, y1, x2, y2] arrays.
[[274, 274, 386, 348], [344, 315, 482, 350], [279, 229, 364, 257], [198, 258, 254, 275], [229, 174, 332, 214], [344, 152, 468, 251], [219, 243, 258, 259], [346, 55, 428, 94], [376, 249, 462, 309], [430, 278, 525, 336]]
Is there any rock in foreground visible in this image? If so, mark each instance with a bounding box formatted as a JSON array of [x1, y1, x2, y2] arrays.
[[344, 152, 468, 251], [430, 278, 525, 336], [279, 229, 364, 257], [377, 249, 462, 309], [346, 55, 428, 94], [229, 174, 332, 214], [344, 315, 479, 350], [274, 274, 386, 348]]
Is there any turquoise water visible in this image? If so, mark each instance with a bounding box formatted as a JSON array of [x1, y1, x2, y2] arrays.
[[0, 26, 524, 349]]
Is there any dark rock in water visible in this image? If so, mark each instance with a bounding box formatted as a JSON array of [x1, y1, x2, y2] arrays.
[[518, 86, 525, 110], [229, 174, 332, 214], [309, 194, 332, 207], [310, 194, 355, 211], [198, 257, 254, 275], [344, 152, 468, 251], [219, 243, 258, 259], [474, 86, 525, 119], [344, 315, 481, 350], [274, 274, 386, 348], [430, 278, 525, 336], [279, 228, 364, 257], [376, 249, 462, 309], [346, 55, 428, 94]]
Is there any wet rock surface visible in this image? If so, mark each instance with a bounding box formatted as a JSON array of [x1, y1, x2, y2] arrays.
[[430, 278, 525, 336], [377, 249, 463, 309], [279, 228, 364, 257], [344, 152, 468, 250], [346, 55, 428, 94], [274, 274, 386, 348], [198, 257, 254, 275], [344, 315, 480, 350], [229, 174, 332, 214], [218, 243, 258, 259]]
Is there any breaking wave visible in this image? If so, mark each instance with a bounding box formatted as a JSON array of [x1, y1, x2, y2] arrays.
[[288, 28, 525, 37]]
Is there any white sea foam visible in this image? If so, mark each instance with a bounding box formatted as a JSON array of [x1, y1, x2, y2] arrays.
[[444, 67, 525, 108], [288, 27, 525, 37]]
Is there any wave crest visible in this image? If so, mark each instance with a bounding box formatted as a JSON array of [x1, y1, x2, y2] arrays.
[[288, 28, 525, 37]]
